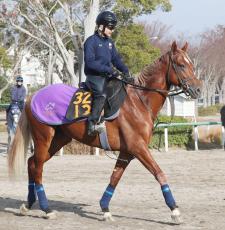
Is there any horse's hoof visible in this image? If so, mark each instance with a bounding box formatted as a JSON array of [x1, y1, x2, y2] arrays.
[[171, 208, 182, 224], [45, 211, 57, 219], [103, 212, 114, 221], [20, 203, 29, 215]]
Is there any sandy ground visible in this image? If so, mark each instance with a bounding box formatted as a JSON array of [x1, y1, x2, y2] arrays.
[[1, 130, 225, 230]]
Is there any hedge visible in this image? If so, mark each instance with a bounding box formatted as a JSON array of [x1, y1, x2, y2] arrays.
[[149, 116, 193, 149], [198, 104, 223, 116]]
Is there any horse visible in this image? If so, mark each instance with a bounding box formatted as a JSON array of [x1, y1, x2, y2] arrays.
[[220, 105, 225, 149], [6, 102, 21, 151], [8, 41, 201, 223]]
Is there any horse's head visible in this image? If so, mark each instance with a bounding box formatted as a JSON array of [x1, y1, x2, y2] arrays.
[[166, 41, 201, 99]]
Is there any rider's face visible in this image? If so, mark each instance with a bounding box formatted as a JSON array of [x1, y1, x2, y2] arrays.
[[17, 81, 23, 86], [104, 26, 115, 37]]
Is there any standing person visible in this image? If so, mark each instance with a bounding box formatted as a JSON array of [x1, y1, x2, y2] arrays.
[[6, 75, 26, 121], [84, 11, 133, 136]]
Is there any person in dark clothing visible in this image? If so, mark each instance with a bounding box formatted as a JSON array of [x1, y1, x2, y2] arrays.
[[6, 75, 26, 121], [84, 11, 133, 136]]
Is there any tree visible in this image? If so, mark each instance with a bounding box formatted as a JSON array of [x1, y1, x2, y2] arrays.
[[0, 0, 109, 85], [0, 46, 11, 70], [113, 0, 171, 26], [0, 45, 12, 99], [0, 0, 172, 86], [197, 25, 225, 106], [115, 24, 160, 74]]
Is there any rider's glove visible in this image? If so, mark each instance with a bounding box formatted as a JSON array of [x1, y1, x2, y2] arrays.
[[108, 70, 120, 79], [123, 72, 134, 84]]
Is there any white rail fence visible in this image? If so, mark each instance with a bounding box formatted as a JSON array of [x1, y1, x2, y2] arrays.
[[157, 121, 224, 152]]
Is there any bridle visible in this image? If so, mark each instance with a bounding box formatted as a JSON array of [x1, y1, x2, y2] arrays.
[[118, 51, 195, 97], [166, 51, 196, 97]]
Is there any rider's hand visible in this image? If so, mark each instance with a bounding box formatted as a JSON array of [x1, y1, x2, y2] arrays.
[[108, 70, 120, 79], [123, 72, 134, 84]]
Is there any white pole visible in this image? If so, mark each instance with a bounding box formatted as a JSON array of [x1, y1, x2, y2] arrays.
[[222, 126, 225, 150], [56, 147, 63, 156], [164, 127, 168, 152], [194, 126, 198, 151], [95, 147, 99, 156]]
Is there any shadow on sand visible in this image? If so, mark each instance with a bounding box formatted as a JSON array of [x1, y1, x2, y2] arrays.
[[0, 197, 177, 225]]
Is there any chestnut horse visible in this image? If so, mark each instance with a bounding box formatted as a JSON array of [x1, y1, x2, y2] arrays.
[[8, 41, 201, 223]]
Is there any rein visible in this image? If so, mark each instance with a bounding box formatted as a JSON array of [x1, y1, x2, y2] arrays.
[[116, 51, 189, 97], [118, 78, 182, 97]]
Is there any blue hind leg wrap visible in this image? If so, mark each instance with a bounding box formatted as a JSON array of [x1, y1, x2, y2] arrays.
[[35, 184, 49, 212], [161, 184, 177, 210], [100, 184, 115, 212], [27, 181, 36, 208]]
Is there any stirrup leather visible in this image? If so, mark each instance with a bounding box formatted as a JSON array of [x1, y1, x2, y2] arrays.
[[94, 121, 106, 133], [88, 121, 106, 136]]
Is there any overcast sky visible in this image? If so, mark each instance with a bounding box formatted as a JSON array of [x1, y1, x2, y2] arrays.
[[143, 0, 225, 37]]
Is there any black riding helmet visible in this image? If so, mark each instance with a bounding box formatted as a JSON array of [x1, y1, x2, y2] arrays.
[[96, 11, 117, 29], [16, 76, 23, 82]]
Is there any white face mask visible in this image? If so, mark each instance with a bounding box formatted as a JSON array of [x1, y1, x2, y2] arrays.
[[17, 82, 22, 86]]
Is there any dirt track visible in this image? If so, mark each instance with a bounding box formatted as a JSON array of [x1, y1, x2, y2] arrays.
[[1, 147, 225, 230]]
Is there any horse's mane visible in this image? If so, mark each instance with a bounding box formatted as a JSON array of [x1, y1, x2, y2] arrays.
[[136, 53, 167, 87]]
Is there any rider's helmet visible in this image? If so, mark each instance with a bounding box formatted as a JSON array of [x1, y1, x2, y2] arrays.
[[96, 11, 117, 29], [16, 75, 23, 86], [16, 75, 23, 82]]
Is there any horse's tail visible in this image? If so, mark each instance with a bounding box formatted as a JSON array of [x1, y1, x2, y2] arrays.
[[8, 108, 31, 178]]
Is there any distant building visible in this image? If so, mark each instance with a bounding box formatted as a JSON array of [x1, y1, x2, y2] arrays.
[[20, 51, 62, 91], [8, 48, 71, 91], [161, 94, 196, 117], [20, 52, 45, 88]]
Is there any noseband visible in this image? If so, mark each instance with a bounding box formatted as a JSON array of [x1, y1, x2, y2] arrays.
[[166, 52, 196, 97]]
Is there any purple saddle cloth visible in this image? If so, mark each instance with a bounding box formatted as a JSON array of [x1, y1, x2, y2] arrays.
[[31, 83, 78, 125]]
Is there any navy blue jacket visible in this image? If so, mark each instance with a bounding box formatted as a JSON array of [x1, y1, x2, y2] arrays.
[[84, 32, 129, 76], [11, 85, 26, 102]]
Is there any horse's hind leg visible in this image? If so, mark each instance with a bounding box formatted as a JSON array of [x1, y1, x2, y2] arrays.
[[25, 155, 37, 209], [48, 129, 72, 156], [24, 128, 71, 218], [100, 151, 134, 220], [21, 143, 52, 216]]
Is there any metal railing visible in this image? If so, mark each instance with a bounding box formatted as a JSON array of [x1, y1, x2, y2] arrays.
[[157, 121, 223, 152]]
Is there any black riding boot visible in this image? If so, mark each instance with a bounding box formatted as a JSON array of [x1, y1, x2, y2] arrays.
[[88, 96, 106, 136]]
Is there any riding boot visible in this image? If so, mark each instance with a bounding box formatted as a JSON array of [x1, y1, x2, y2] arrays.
[[88, 96, 106, 136]]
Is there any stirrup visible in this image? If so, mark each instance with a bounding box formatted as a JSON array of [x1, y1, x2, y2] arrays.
[[88, 121, 106, 136], [95, 121, 106, 133]]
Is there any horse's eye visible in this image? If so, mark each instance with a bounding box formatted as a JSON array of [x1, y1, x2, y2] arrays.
[[179, 64, 185, 69]]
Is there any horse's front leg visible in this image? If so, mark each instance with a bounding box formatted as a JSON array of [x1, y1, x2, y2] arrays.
[[133, 143, 182, 224], [100, 151, 134, 221]]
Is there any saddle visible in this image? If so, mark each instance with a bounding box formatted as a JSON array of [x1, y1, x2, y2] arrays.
[[66, 78, 127, 121]]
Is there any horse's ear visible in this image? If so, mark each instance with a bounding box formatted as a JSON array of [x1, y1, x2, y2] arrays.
[[181, 42, 188, 52], [171, 41, 177, 53]]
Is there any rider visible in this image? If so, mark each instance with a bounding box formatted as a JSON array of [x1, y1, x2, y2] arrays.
[[6, 75, 26, 121], [84, 11, 133, 136]]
